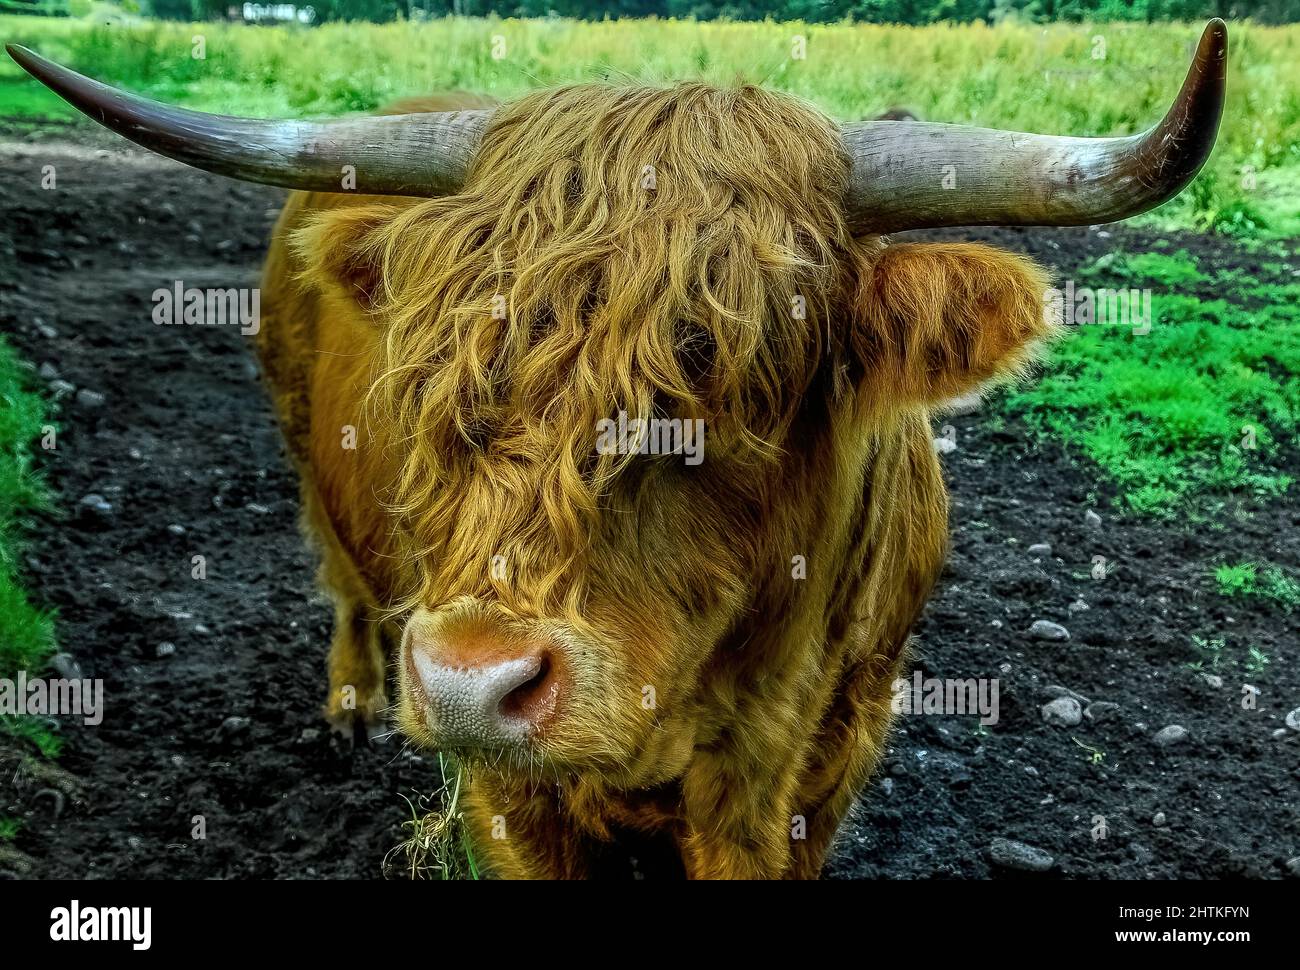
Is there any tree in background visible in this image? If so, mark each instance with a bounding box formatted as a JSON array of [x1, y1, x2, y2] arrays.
[[135, 0, 1300, 24]]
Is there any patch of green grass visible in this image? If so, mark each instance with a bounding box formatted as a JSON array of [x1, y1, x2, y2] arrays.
[[0, 336, 58, 755], [1245, 646, 1271, 675], [0, 816, 22, 842], [1, 711, 62, 758], [1182, 168, 1272, 240], [1079, 249, 1206, 288], [1214, 561, 1257, 597], [0, 76, 77, 120], [1185, 635, 1276, 677], [1213, 561, 1300, 610], [1006, 246, 1300, 519], [1185, 634, 1226, 672]]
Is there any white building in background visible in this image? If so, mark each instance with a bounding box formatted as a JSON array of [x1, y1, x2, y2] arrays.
[[239, 3, 317, 22]]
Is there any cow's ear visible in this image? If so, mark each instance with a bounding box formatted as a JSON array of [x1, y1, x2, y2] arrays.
[[851, 242, 1057, 406], [293, 203, 399, 314]]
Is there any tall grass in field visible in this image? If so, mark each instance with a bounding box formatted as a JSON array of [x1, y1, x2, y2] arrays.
[[2, 17, 1298, 230], [0, 337, 58, 758]]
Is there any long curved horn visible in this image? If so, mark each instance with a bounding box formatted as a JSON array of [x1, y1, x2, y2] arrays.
[[5, 44, 490, 196], [840, 19, 1227, 233]]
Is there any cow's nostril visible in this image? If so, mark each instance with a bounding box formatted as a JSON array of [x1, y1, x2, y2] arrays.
[[498, 652, 559, 726], [402, 627, 564, 747]]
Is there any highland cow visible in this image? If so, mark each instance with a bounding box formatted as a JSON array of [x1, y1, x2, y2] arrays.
[[8, 20, 1226, 878]]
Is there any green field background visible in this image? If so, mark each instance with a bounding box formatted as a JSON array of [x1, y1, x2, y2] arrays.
[[2, 16, 1298, 232]]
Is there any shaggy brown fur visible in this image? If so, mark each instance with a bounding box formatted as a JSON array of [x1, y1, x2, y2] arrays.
[[256, 83, 1054, 879]]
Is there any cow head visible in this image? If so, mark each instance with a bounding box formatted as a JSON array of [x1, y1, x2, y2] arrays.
[[9, 23, 1226, 787]]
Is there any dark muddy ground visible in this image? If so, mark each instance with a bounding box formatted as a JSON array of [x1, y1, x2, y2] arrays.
[[1, 120, 1297, 880]]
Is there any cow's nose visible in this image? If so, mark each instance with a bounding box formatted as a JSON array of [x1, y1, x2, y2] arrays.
[[404, 633, 562, 747]]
